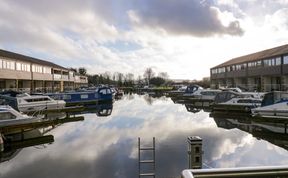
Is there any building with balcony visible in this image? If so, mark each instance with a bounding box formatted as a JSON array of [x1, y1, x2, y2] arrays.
[[0, 49, 88, 92], [210, 44, 288, 92]]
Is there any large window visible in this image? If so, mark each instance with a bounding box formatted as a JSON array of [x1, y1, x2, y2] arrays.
[[275, 57, 281, 65], [22, 63, 30, 72], [284, 55, 288, 64], [1, 60, 15, 70], [43, 67, 51, 74], [16, 62, 21, 70], [263, 57, 281, 66], [32, 65, 43, 73], [248, 60, 262, 68], [16, 62, 30, 72], [0, 59, 2, 68]]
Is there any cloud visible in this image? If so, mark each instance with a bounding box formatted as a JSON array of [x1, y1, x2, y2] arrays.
[[129, 0, 244, 37]]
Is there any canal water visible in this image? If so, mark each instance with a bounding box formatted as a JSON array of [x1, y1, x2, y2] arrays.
[[1, 94, 288, 178]]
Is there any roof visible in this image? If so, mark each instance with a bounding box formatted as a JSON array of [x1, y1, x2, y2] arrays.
[[0, 49, 67, 70], [212, 44, 288, 69]]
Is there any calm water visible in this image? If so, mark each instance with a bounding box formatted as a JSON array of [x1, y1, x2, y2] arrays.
[[1, 94, 288, 178]]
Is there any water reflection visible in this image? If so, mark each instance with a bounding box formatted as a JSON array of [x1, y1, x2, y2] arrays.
[[1, 94, 288, 178], [213, 113, 288, 151], [70, 103, 113, 116], [0, 129, 54, 163]]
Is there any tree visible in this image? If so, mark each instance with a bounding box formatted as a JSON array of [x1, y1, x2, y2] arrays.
[[143, 67, 155, 86], [116, 72, 124, 87], [150, 77, 166, 86], [78, 67, 87, 75], [103, 72, 111, 85], [125, 73, 134, 87]]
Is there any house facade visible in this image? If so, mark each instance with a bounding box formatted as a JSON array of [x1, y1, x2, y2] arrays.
[[210, 44, 288, 92], [0, 49, 88, 92]]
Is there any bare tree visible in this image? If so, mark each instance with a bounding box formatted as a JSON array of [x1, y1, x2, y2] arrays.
[[143, 67, 155, 86], [116, 72, 124, 86]]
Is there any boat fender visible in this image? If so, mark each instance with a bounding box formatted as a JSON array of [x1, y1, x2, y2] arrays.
[[0, 133, 4, 152]]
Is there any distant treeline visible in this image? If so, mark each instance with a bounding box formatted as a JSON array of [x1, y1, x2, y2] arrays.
[[72, 67, 210, 88]]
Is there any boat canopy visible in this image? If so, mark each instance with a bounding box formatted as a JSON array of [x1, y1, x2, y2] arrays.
[[214, 91, 255, 104], [261, 91, 288, 107], [185, 85, 203, 93], [214, 91, 240, 104]]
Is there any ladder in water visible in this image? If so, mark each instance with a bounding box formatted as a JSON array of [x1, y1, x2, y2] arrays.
[[138, 137, 156, 178]]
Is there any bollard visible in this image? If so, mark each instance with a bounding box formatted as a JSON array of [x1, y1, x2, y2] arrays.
[[187, 136, 203, 169]]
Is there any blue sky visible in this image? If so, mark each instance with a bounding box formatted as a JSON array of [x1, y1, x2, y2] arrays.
[[0, 0, 288, 80]]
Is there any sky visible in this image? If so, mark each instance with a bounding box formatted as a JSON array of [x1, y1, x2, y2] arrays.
[[0, 0, 288, 80]]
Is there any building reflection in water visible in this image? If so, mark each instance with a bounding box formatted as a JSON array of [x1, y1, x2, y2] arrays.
[[212, 112, 288, 151]]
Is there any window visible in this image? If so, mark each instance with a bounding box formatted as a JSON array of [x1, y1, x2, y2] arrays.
[[63, 95, 71, 100], [22, 64, 30, 72], [80, 94, 88, 99], [195, 156, 200, 163], [0, 112, 17, 120], [263, 58, 281, 66], [1, 60, 15, 70], [25, 98, 50, 102], [226, 66, 230, 72], [16, 62, 21, 70], [275, 57, 281, 65], [43, 67, 51, 74], [248, 60, 262, 68], [2, 60, 7, 69], [195, 147, 200, 153], [284, 55, 288, 64], [211, 69, 217, 74], [0, 59, 2, 68], [32, 65, 43, 73]]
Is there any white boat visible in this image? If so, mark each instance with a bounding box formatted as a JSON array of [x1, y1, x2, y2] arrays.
[[221, 87, 265, 99], [252, 91, 288, 117], [0, 105, 40, 126], [180, 89, 221, 107], [167, 85, 187, 97], [0, 91, 66, 113], [213, 91, 262, 112], [183, 89, 221, 100]]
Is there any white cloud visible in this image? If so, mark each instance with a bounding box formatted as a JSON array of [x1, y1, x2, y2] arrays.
[[0, 0, 287, 80]]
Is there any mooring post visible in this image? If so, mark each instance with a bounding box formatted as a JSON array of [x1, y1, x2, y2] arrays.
[[187, 136, 203, 169]]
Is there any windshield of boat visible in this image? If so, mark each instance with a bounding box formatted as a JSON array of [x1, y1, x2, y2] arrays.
[[214, 91, 239, 103], [0, 111, 17, 120], [261, 92, 288, 106]]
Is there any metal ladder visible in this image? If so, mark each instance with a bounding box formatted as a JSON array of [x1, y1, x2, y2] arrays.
[[138, 137, 156, 178]]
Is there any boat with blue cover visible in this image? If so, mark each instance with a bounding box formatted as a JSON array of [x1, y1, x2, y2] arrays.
[[252, 91, 288, 117], [47, 86, 113, 106]]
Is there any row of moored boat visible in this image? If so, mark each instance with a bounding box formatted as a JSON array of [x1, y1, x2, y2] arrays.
[[168, 85, 288, 118]]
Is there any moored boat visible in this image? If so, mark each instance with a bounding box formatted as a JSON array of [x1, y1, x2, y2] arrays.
[[182, 89, 221, 107], [0, 91, 66, 113], [212, 91, 262, 112], [0, 105, 40, 126], [47, 86, 113, 106], [252, 91, 288, 117]]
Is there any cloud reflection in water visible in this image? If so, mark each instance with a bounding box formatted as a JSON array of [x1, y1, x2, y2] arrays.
[[1, 94, 288, 178]]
